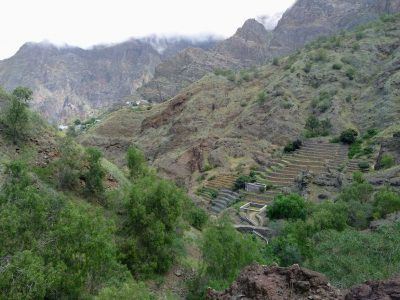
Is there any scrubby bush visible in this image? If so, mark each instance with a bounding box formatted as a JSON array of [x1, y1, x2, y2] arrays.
[[256, 90, 267, 104], [380, 153, 395, 169], [340, 129, 358, 144], [234, 174, 256, 191], [272, 57, 280, 66], [348, 139, 363, 158], [346, 67, 356, 80], [373, 188, 400, 219], [358, 161, 370, 171], [188, 206, 208, 230], [307, 225, 400, 288], [84, 147, 106, 200], [126, 146, 147, 179], [283, 139, 302, 153], [303, 62, 312, 73], [305, 116, 332, 137], [332, 63, 343, 70], [363, 128, 378, 139], [201, 218, 266, 290], [57, 137, 83, 190], [267, 194, 307, 221]]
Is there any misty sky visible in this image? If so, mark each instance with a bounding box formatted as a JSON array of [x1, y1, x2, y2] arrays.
[[0, 0, 295, 59]]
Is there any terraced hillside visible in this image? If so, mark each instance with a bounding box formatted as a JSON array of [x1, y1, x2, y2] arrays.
[[81, 14, 400, 191]]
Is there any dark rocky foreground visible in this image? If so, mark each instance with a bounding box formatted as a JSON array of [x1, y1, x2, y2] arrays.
[[207, 264, 400, 300]]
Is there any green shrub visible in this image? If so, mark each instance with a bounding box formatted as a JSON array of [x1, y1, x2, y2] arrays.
[[358, 161, 370, 171], [256, 90, 267, 104], [348, 139, 362, 158], [303, 62, 312, 73], [201, 218, 266, 290], [267, 194, 307, 221], [332, 63, 343, 70], [188, 207, 208, 230], [127, 146, 147, 179], [84, 148, 106, 200], [346, 68, 356, 80], [312, 49, 329, 62], [340, 129, 358, 144], [305, 116, 332, 137], [363, 128, 378, 139], [307, 225, 400, 288], [120, 175, 186, 276], [373, 188, 400, 219], [272, 57, 280, 66], [380, 153, 395, 169], [234, 174, 256, 191], [283, 139, 302, 153]]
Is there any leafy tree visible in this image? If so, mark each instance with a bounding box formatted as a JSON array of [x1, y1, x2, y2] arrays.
[[234, 174, 256, 191], [57, 137, 82, 190], [187, 206, 208, 230], [2, 87, 32, 144], [120, 176, 186, 276], [267, 194, 308, 221], [201, 218, 266, 290], [84, 147, 105, 200], [0, 161, 129, 298], [126, 146, 146, 179]]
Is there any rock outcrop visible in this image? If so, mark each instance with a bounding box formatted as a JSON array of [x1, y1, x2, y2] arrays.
[[345, 277, 400, 300], [206, 264, 342, 300]]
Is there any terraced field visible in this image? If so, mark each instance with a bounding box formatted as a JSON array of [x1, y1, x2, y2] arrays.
[[247, 139, 349, 203], [204, 174, 236, 190]]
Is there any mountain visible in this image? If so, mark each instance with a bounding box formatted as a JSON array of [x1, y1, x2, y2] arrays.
[[138, 19, 273, 102], [269, 0, 400, 56], [80, 14, 400, 186], [0, 37, 219, 123], [139, 0, 400, 103]]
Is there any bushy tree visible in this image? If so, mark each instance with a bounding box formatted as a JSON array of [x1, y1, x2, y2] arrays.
[[0, 161, 129, 298], [84, 147, 105, 200], [373, 188, 400, 219], [2, 87, 32, 144], [340, 129, 358, 144], [57, 137, 82, 190], [120, 176, 186, 276], [201, 218, 266, 290], [267, 194, 308, 220], [126, 146, 146, 179]]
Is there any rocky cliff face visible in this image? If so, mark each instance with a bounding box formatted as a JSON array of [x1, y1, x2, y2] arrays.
[[0, 37, 219, 123], [269, 0, 400, 55]]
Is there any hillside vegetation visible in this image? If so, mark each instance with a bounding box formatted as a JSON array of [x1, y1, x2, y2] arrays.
[[81, 14, 400, 187]]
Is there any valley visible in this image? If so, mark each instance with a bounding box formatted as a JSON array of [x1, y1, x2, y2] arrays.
[[1, 1, 400, 299]]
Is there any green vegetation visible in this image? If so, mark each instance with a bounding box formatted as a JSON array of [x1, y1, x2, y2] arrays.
[[84, 147, 106, 201], [256, 90, 267, 104], [1, 87, 32, 144], [188, 218, 266, 298], [265, 174, 400, 287], [283, 139, 302, 153], [57, 137, 83, 190], [340, 129, 358, 144], [127, 146, 147, 179], [380, 153, 395, 169], [311, 91, 334, 113], [234, 173, 256, 191], [267, 194, 307, 221], [304, 116, 332, 137]]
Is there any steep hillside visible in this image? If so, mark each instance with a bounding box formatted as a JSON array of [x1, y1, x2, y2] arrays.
[[80, 14, 400, 187], [140, 0, 400, 103], [0, 37, 219, 123]]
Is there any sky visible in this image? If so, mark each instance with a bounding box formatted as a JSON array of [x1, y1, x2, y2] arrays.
[[0, 0, 295, 59]]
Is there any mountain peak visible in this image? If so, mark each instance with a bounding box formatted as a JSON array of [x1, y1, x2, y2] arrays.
[[234, 19, 270, 43]]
